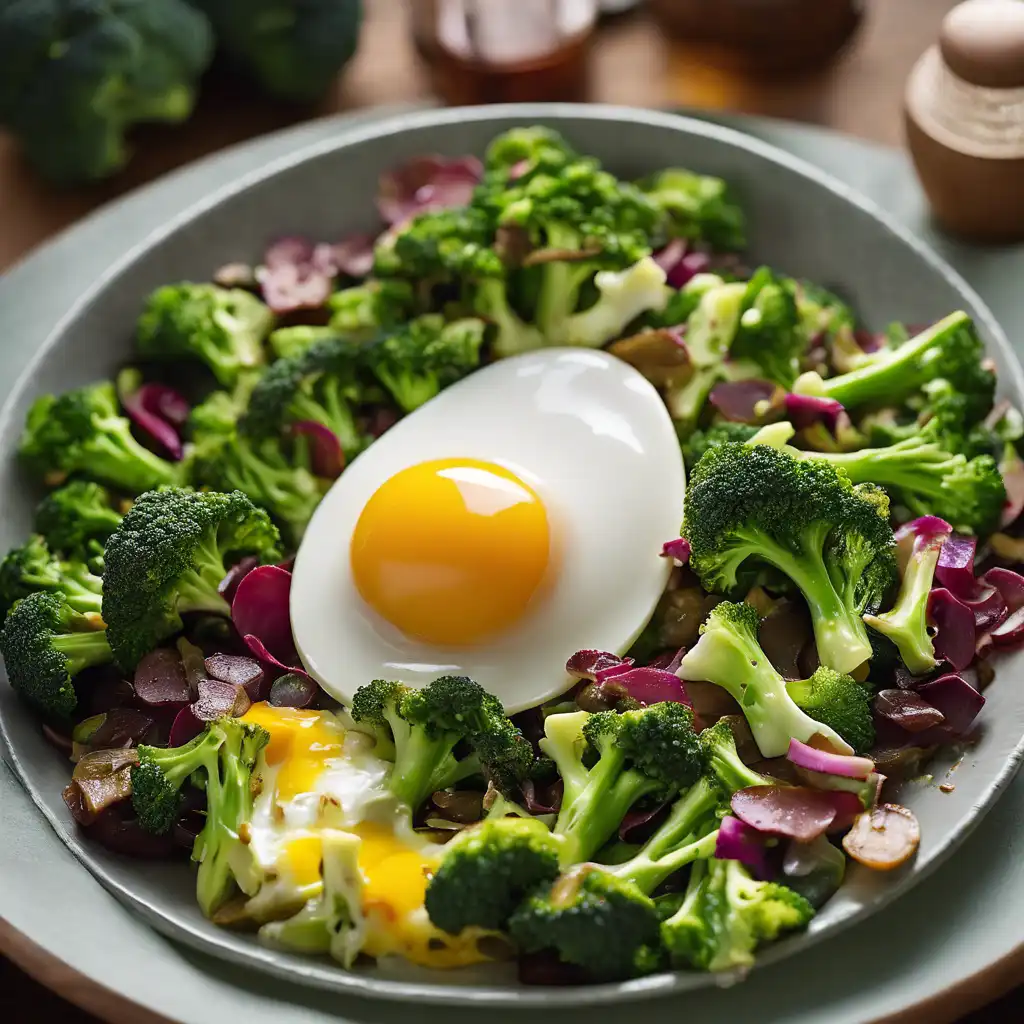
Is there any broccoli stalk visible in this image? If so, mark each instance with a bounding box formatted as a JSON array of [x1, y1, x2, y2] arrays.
[[259, 829, 366, 967], [679, 602, 863, 756], [101, 488, 280, 670], [793, 312, 993, 411], [188, 717, 270, 917], [0, 535, 104, 618], [137, 283, 274, 387], [682, 442, 897, 674], [349, 676, 532, 816], [364, 316, 487, 413], [33, 481, 124, 563], [0, 591, 112, 718], [19, 382, 179, 494], [661, 855, 814, 972], [864, 517, 953, 675], [474, 277, 546, 359]]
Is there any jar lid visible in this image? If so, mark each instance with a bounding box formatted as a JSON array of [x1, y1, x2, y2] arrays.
[[940, 0, 1024, 88]]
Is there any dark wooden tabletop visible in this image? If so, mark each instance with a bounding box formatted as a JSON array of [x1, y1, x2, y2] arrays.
[[2, 1, 1022, 1021]]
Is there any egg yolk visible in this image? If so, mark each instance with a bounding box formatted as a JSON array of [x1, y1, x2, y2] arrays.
[[242, 703, 344, 802], [350, 458, 550, 646]]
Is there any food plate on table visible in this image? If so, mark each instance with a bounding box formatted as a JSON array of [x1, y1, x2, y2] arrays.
[[1, 106, 1023, 1008]]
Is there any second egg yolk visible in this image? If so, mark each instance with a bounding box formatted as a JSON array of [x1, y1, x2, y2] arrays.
[[350, 459, 550, 646]]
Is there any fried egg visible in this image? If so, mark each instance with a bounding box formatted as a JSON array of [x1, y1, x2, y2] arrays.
[[241, 703, 494, 969], [291, 348, 686, 711]]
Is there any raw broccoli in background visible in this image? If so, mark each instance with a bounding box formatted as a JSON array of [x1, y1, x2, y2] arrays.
[[0, 0, 213, 185], [19, 382, 180, 494], [0, 535, 103, 619], [679, 601, 872, 755], [101, 487, 281, 670], [0, 590, 112, 718], [33, 482, 125, 566], [137, 283, 275, 388], [191, 0, 362, 103], [638, 168, 746, 252]]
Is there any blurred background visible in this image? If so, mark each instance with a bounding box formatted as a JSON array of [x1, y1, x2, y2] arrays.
[[0, 0, 965, 272]]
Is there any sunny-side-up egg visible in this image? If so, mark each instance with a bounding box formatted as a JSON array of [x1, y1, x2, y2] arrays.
[[240, 703, 496, 969], [290, 347, 687, 713]]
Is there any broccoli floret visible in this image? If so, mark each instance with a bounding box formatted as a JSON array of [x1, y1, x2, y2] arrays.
[[682, 422, 760, 469], [363, 315, 486, 413], [101, 488, 280, 670], [259, 829, 365, 967], [19, 382, 179, 494], [349, 676, 530, 815], [244, 334, 371, 458], [791, 280, 855, 347], [784, 667, 875, 754], [864, 518, 951, 676], [137, 283, 274, 388], [729, 268, 804, 387], [638, 168, 746, 251], [0, 535, 103, 619], [679, 602, 863, 755], [33, 481, 124, 563], [268, 325, 340, 362], [661, 856, 814, 971], [797, 424, 1006, 537], [187, 716, 270, 917], [540, 703, 707, 865], [480, 127, 578, 178], [193, 0, 362, 102], [131, 724, 227, 834], [682, 443, 897, 674], [0, 590, 112, 718], [508, 865, 664, 981], [794, 312, 995, 413], [425, 816, 562, 936], [0, 0, 213, 184], [325, 280, 416, 339], [188, 417, 327, 546]]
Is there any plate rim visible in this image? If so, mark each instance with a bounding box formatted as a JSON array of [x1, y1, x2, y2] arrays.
[[1, 101, 1022, 1008]]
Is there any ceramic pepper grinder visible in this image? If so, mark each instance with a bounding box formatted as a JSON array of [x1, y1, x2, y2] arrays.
[[905, 0, 1024, 243]]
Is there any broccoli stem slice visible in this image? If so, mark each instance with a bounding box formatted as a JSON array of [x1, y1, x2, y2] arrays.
[[52, 630, 113, 676], [171, 532, 233, 617], [389, 728, 461, 811], [615, 825, 720, 896], [534, 223, 592, 340], [90, 421, 180, 493], [799, 312, 970, 408], [289, 384, 363, 458], [476, 279, 545, 359], [863, 539, 941, 675]]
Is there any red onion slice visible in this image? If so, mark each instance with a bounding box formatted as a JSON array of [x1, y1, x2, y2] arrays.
[[874, 689, 946, 733], [243, 634, 311, 682], [731, 785, 863, 842], [118, 375, 187, 460], [599, 667, 692, 708], [714, 814, 773, 879], [787, 738, 874, 779], [936, 535, 978, 598], [927, 588, 977, 671], [232, 565, 296, 666], [709, 379, 783, 423], [565, 650, 635, 684], [661, 538, 691, 565], [916, 674, 985, 735], [290, 420, 345, 479], [981, 567, 1024, 614], [376, 155, 483, 225], [784, 393, 845, 434], [312, 234, 376, 279]]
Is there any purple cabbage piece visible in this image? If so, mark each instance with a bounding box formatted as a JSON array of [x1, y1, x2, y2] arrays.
[[243, 634, 310, 683], [730, 785, 862, 842], [118, 377, 188, 460], [652, 239, 713, 288], [660, 537, 691, 565], [618, 802, 668, 842], [601, 667, 692, 708], [935, 534, 978, 598], [218, 556, 259, 603], [714, 814, 774, 879], [874, 689, 946, 733], [709, 379, 782, 423], [290, 420, 345, 479], [257, 261, 333, 315], [565, 650, 634, 684], [784, 393, 845, 434], [987, 605, 1024, 649], [376, 155, 483, 226], [981, 567, 1024, 614], [916, 674, 985, 735], [647, 647, 686, 674], [927, 588, 977, 671], [311, 234, 376, 280]]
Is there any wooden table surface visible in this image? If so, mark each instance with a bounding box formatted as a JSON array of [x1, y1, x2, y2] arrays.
[[2, 1, 1022, 1021]]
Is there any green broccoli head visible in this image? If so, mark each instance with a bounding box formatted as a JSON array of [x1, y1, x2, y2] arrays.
[[194, 0, 362, 103], [244, 334, 371, 457], [682, 422, 760, 469], [325, 280, 416, 339], [481, 127, 578, 177], [0, 534, 103, 619], [19, 382, 179, 494], [137, 283, 274, 387], [661, 857, 813, 972], [683, 442, 897, 674], [0, 590, 112, 718], [363, 315, 486, 413], [33, 481, 124, 562], [131, 724, 227, 834], [374, 206, 497, 281], [678, 601, 857, 757], [0, 0, 213, 184], [508, 865, 664, 981], [425, 816, 562, 936], [101, 487, 281, 670], [729, 267, 804, 387], [639, 167, 746, 251], [700, 719, 773, 793], [785, 667, 875, 755]]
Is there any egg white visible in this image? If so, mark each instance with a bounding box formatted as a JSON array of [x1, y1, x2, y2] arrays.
[[291, 348, 686, 712]]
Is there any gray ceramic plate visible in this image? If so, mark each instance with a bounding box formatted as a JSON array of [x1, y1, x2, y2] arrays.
[[1, 105, 1022, 1008]]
